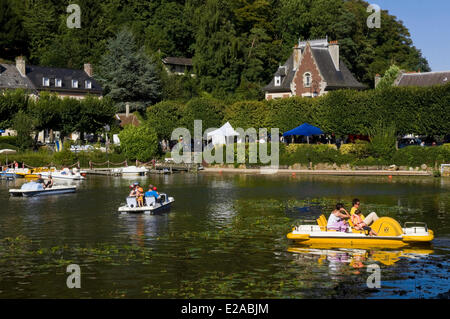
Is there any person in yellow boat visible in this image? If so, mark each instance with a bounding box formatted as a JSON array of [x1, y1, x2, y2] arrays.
[[327, 203, 351, 232], [350, 198, 379, 226], [136, 186, 145, 207], [351, 209, 378, 236]]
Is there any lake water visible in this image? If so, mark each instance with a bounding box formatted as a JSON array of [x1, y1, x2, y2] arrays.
[[1, 173, 449, 299]]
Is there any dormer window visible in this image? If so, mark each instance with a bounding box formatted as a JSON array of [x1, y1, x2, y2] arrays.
[[72, 80, 78, 88], [303, 72, 311, 87], [55, 78, 62, 87], [42, 77, 50, 87], [275, 76, 281, 87], [85, 80, 92, 89]]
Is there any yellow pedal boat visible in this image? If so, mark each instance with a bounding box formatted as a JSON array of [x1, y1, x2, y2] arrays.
[[287, 215, 434, 248]]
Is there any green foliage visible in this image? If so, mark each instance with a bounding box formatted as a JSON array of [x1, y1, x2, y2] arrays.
[[280, 144, 353, 166], [339, 140, 370, 158], [265, 97, 318, 133], [183, 97, 225, 134], [0, 0, 28, 60], [11, 110, 35, 151], [376, 64, 401, 90], [0, 89, 29, 129], [146, 100, 185, 140], [118, 125, 160, 162], [366, 122, 397, 160], [7, 0, 430, 94], [96, 27, 162, 112], [0, 136, 19, 147], [392, 146, 450, 167], [224, 100, 268, 130]]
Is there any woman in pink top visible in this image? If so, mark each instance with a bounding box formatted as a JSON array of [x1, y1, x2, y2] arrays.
[[327, 203, 351, 232]]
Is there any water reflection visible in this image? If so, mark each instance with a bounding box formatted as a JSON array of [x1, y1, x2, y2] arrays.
[[118, 213, 170, 246], [288, 246, 434, 268], [206, 179, 237, 227]]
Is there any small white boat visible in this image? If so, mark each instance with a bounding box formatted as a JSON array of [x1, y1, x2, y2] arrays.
[[9, 182, 77, 197], [113, 166, 149, 176], [118, 194, 174, 214], [34, 168, 85, 181]]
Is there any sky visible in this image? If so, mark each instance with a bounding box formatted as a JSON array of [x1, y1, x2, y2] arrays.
[[373, 0, 450, 71]]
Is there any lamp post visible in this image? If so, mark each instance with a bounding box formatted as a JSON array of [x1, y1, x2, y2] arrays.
[[104, 125, 110, 168]]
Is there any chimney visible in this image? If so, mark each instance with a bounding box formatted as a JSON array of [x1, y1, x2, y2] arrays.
[[293, 44, 302, 70], [16, 56, 26, 77], [328, 41, 339, 71], [126, 102, 130, 117], [374, 74, 381, 88], [84, 63, 93, 77]]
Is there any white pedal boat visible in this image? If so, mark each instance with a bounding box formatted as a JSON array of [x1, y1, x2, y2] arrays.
[[113, 166, 149, 176], [35, 168, 85, 181], [9, 182, 77, 197], [118, 194, 174, 214]]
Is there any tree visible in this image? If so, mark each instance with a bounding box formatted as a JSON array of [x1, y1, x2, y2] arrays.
[[183, 97, 225, 134], [0, 89, 29, 130], [96, 27, 162, 112], [0, 0, 29, 60], [12, 110, 35, 151], [146, 101, 185, 140], [118, 125, 160, 161], [376, 64, 401, 90]]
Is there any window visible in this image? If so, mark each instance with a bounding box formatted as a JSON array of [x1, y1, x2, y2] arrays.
[[275, 76, 281, 86], [85, 80, 92, 89], [72, 80, 78, 88], [55, 78, 62, 87], [303, 72, 311, 87], [42, 77, 50, 87]]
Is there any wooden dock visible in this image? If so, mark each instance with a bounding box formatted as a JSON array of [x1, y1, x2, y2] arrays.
[[84, 163, 201, 176]]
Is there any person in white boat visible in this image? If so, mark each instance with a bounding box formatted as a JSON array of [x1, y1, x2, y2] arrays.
[[327, 203, 351, 232], [129, 183, 139, 197], [44, 176, 54, 189], [136, 185, 145, 207], [145, 185, 160, 199], [36, 174, 46, 188]]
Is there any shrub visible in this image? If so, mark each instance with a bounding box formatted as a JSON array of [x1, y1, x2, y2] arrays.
[[118, 125, 160, 162], [391, 145, 450, 167], [339, 140, 370, 158], [0, 136, 19, 147], [280, 144, 353, 166], [366, 123, 397, 160]]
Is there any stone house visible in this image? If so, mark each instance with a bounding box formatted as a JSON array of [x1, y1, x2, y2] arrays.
[[264, 38, 365, 100]]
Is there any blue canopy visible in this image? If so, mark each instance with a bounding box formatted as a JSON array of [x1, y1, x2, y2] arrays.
[[283, 123, 324, 137]]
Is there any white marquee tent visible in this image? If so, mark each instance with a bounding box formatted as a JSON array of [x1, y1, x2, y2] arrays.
[[207, 122, 240, 146]]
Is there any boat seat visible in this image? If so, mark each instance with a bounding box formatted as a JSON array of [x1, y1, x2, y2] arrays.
[[145, 197, 156, 207], [317, 215, 327, 231], [126, 197, 138, 208], [320, 215, 327, 227]]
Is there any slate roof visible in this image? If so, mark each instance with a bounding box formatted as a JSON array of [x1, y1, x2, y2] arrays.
[[0, 64, 36, 92], [263, 55, 295, 93], [25, 65, 103, 95], [395, 71, 450, 87], [162, 57, 193, 66], [311, 48, 366, 90], [264, 41, 365, 93]]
